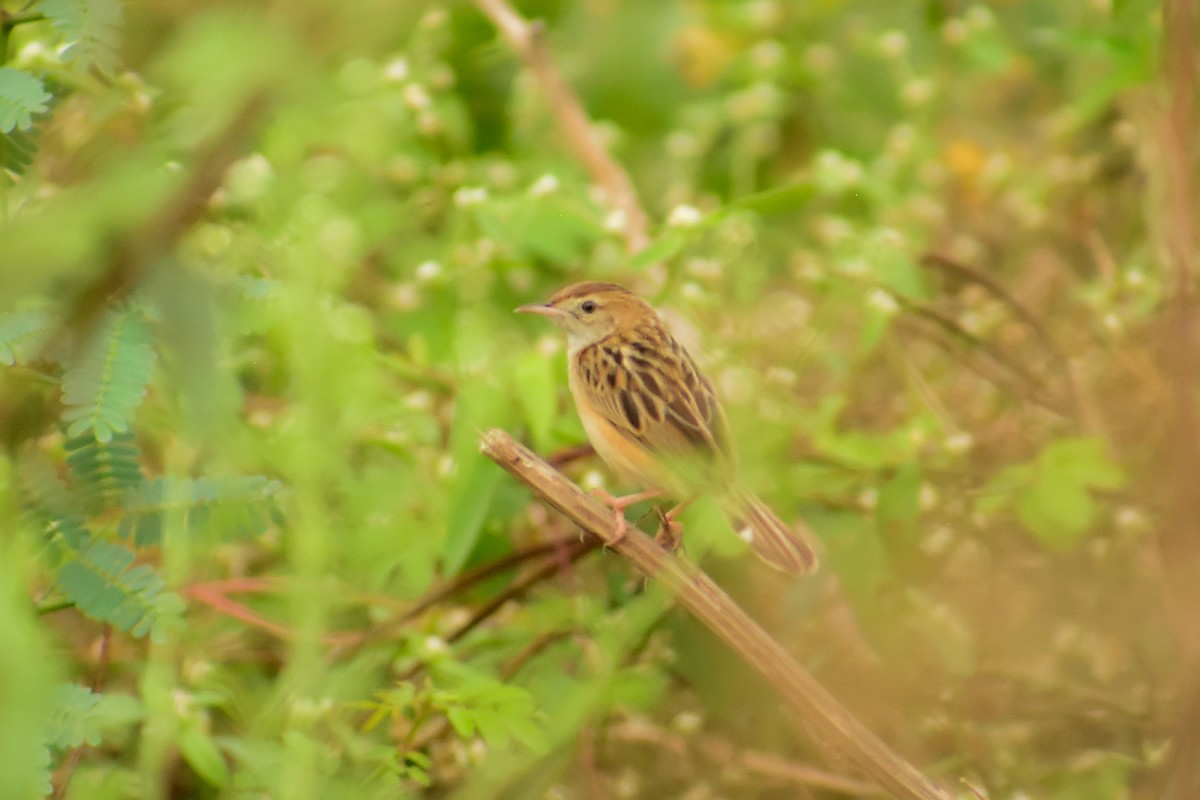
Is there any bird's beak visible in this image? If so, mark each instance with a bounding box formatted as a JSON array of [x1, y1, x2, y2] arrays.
[[515, 302, 565, 318]]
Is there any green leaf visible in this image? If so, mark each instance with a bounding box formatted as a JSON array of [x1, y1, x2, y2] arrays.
[[442, 457, 503, 575], [52, 527, 183, 637], [0, 68, 51, 133], [472, 196, 602, 265], [60, 308, 156, 444], [630, 230, 686, 270], [0, 309, 54, 365], [64, 431, 143, 514], [178, 725, 230, 788], [858, 302, 892, 353], [980, 437, 1126, 551], [119, 475, 285, 547], [876, 462, 922, 538], [1040, 438, 1125, 490], [445, 706, 474, 739], [46, 683, 144, 751], [0, 127, 39, 183], [726, 180, 816, 216], [38, 0, 123, 72], [511, 351, 558, 451]]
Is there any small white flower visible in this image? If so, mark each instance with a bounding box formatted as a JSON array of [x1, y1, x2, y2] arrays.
[[172, 689, 193, 717], [685, 257, 722, 279], [383, 57, 410, 82], [405, 390, 432, 410], [1115, 506, 1147, 532], [614, 770, 641, 799], [403, 83, 431, 110], [672, 711, 704, 734], [421, 7, 448, 28], [422, 636, 449, 656], [416, 112, 441, 136], [965, 5, 995, 30], [920, 525, 954, 556], [453, 186, 488, 207], [857, 488, 879, 511], [16, 41, 50, 65], [604, 208, 628, 233], [415, 260, 442, 281], [901, 77, 934, 107], [529, 173, 559, 197], [182, 658, 214, 684], [319, 217, 362, 261], [879, 30, 909, 58], [666, 130, 700, 160], [582, 470, 605, 491], [919, 483, 939, 511], [943, 432, 974, 454], [390, 283, 419, 311], [750, 39, 785, 70], [765, 366, 797, 387], [430, 64, 456, 91], [887, 124, 916, 158], [667, 204, 704, 228], [1125, 269, 1146, 287], [804, 44, 837, 73], [815, 215, 852, 245], [226, 153, 274, 204], [866, 287, 900, 316], [942, 18, 968, 45]]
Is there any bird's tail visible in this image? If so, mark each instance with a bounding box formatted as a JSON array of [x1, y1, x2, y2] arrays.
[[721, 489, 820, 575]]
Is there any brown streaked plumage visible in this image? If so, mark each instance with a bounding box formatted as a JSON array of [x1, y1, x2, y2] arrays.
[[517, 281, 819, 574]]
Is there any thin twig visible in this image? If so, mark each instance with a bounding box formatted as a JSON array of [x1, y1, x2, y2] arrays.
[[480, 428, 951, 800], [919, 253, 1069, 371], [445, 537, 597, 646], [332, 534, 593, 658], [609, 718, 884, 796], [58, 89, 270, 340], [1159, 0, 1200, 796], [51, 625, 114, 800], [894, 299, 1069, 416], [474, 0, 650, 252]]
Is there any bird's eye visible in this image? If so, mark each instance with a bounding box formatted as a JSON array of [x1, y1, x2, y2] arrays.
[[580, 300, 597, 314]]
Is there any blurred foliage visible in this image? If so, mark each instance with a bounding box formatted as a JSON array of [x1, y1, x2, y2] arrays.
[[0, 0, 1183, 798]]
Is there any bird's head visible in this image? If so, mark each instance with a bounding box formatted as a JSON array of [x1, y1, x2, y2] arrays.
[[516, 281, 650, 352]]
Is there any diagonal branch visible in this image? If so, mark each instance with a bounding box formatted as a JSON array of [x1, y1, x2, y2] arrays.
[[480, 428, 951, 800], [1158, 0, 1200, 796], [475, 0, 650, 252]]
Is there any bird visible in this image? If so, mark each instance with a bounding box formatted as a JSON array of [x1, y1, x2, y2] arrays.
[[516, 280, 819, 574]]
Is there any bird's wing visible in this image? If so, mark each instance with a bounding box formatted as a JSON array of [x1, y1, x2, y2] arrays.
[[576, 323, 734, 483]]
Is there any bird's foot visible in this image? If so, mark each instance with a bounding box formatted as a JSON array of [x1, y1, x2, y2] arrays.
[[591, 488, 663, 545], [654, 507, 684, 553]]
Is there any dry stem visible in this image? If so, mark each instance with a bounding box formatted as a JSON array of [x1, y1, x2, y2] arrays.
[[474, 0, 650, 252], [480, 428, 950, 800]]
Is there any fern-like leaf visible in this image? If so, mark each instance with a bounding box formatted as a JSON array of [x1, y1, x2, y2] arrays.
[[61, 307, 156, 444], [0, 67, 51, 133], [18, 457, 85, 525], [0, 309, 54, 365], [0, 126, 39, 184], [119, 475, 284, 547], [52, 526, 184, 638], [65, 431, 143, 514], [46, 683, 144, 751], [37, 0, 122, 72]]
